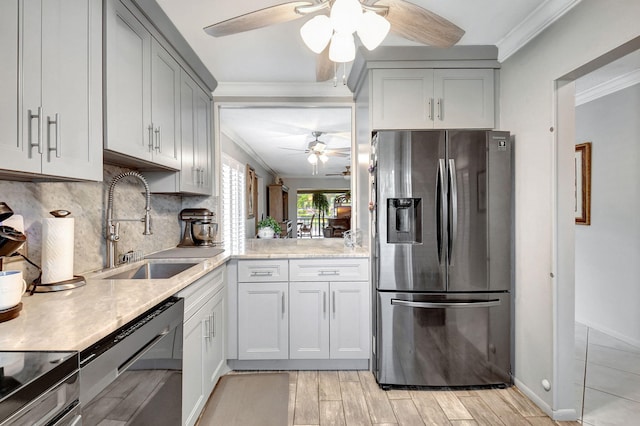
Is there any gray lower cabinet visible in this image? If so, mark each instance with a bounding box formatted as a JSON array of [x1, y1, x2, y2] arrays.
[[0, 0, 102, 180], [235, 258, 370, 364], [177, 265, 227, 426]]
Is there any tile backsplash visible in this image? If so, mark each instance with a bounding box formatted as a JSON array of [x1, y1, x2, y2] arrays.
[[0, 164, 217, 282]]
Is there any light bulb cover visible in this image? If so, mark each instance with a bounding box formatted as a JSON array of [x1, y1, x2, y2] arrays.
[[357, 11, 390, 51], [329, 32, 356, 63], [319, 153, 329, 163], [330, 0, 362, 34], [300, 15, 333, 54], [307, 153, 318, 164]]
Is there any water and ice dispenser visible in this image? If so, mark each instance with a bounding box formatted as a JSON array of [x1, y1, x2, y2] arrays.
[[386, 198, 422, 244]]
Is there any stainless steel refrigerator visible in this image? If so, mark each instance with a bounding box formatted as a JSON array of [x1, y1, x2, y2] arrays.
[[372, 130, 513, 388]]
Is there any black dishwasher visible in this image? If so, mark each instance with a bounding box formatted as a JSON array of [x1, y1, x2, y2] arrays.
[[80, 296, 184, 426]]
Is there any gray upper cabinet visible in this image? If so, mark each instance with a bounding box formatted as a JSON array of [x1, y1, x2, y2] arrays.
[[371, 68, 495, 130], [104, 0, 181, 170], [178, 71, 212, 195], [0, 0, 102, 181]]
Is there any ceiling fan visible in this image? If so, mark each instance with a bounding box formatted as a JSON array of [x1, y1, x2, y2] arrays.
[[203, 0, 465, 82], [280, 131, 350, 158], [326, 165, 351, 178]]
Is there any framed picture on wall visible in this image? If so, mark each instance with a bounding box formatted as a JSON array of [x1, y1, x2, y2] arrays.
[[575, 142, 592, 225], [246, 165, 256, 219]]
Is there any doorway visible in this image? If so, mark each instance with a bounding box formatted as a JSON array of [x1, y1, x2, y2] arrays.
[[555, 40, 640, 424]]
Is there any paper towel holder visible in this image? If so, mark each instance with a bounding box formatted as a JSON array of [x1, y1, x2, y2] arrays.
[[29, 210, 86, 294]]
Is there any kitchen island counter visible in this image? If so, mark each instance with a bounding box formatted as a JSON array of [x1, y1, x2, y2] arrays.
[[0, 239, 368, 352]]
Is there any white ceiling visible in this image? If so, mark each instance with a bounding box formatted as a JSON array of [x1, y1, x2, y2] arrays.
[[153, 0, 637, 178]]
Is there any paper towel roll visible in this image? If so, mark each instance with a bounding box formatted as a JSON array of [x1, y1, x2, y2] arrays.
[[41, 217, 74, 284]]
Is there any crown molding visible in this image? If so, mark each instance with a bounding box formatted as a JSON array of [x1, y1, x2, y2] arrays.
[[497, 0, 583, 62], [221, 128, 277, 178], [575, 69, 640, 106]]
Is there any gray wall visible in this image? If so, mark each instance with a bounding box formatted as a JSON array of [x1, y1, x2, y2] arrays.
[[575, 83, 640, 346], [499, 0, 640, 416]]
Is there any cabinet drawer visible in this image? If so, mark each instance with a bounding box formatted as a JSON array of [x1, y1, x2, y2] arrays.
[[177, 265, 225, 321], [289, 259, 369, 282], [238, 259, 289, 282]]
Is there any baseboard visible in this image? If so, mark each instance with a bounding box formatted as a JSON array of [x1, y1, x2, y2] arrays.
[[228, 358, 369, 371], [513, 378, 578, 421]]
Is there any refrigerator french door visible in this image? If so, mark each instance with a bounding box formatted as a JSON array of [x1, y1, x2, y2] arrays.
[[372, 130, 512, 388]]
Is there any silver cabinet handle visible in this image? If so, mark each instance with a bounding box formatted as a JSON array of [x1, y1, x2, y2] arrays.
[[318, 270, 339, 276], [281, 291, 285, 316], [391, 299, 501, 309], [47, 113, 60, 160], [154, 127, 161, 152], [437, 98, 443, 120], [211, 312, 215, 338], [251, 271, 274, 277], [28, 107, 43, 156], [323, 291, 327, 317], [428, 98, 433, 121], [204, 316, 210, 340], [448, 159, 458, 265], [148, 124, 154, 151], [332, 291, 336, 318]]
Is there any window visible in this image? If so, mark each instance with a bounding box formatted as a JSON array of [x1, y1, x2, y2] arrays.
[[222, 154, 245, 252]]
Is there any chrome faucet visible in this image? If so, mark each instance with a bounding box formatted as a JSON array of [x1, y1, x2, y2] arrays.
[[106, 171, 152, 268]]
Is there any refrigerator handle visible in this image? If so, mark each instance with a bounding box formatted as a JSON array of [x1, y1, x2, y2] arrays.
[[437, 159, 446, 264], [448, 159, 458, 265], [391, 299, 501, 309]]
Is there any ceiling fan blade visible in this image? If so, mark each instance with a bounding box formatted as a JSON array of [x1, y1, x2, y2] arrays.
[[204, 2, 313, 37], [316, 45, 333, 82], [279, 147, 307, 152], [375, 0, 465, 47], [326, 152, 350, 157]]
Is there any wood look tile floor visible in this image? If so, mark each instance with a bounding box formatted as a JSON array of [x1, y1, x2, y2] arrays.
[[209, 371, 581, 426]]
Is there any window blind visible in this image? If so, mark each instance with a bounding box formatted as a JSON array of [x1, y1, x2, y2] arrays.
[[221, 154, 246, 252]]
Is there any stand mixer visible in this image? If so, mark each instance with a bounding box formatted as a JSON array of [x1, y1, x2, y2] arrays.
[[178, 208, 218, 247]]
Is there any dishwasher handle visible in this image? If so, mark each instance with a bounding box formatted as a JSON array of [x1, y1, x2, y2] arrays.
[[117, 327, 170, 375]]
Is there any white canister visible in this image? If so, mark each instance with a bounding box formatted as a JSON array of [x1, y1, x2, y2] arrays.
[[0, 270, 27, 310]]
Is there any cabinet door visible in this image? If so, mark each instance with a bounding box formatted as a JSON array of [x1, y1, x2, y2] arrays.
[[238, 282, 288, 360], [194, 84, 212, 194], [289, 282, 329, 359], [329, 282, 370, 359], [0, 0, 30, 172], [203, 289, 226, 396], [150, 38, 181, 169], [179, 71, 211, 194], [105, 0, 152, 162], [182, 309, 206, 426], [433, 69, 494, 129], [371, 69, 434, 130], [40, 0, 102, 179]]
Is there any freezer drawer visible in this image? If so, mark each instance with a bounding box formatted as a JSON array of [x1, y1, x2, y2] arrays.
[[375, 292, 511, 388]]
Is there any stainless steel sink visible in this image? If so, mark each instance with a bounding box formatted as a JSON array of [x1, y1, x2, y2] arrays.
[[102, 262, 198, 280]]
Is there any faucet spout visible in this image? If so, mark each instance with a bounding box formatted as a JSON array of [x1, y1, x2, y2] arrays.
[[106, 171, 152, 268]]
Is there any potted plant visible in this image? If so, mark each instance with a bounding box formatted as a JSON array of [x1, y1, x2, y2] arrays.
[[257, 216, 282, 238]]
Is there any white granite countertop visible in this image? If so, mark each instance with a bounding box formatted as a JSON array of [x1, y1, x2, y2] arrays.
[[0, 239, 368, 352]]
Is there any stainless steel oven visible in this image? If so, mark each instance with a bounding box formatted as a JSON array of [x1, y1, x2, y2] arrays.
[[80, 297, 183, 425]]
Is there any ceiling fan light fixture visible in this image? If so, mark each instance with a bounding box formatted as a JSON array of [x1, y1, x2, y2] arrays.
[[300, 15, 333, 54], [319, 153, 329, 163], [357, 11, 390, 51], [329, 32, 355, 63], [330, 0, 363, 34], [307, 153, 318, 164]]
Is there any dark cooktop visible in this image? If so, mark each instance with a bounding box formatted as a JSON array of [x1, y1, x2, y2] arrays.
[[0, 351, 78, 422]]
